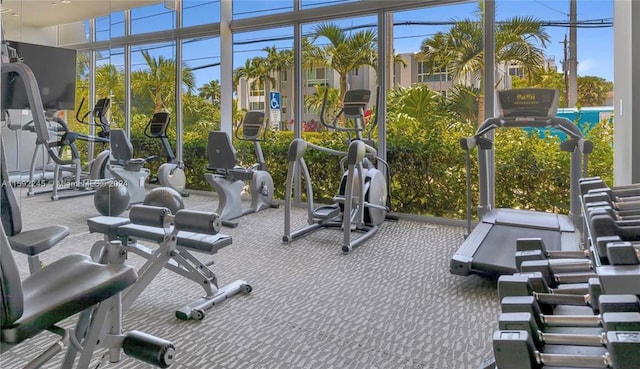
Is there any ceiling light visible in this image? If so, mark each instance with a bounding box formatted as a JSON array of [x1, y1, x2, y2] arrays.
[[0, 8, 13, 14], [60, 0, 71, 4]]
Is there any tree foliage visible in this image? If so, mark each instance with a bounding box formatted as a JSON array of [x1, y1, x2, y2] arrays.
[[577, 76, 612, 107], [311, 23, 377, 102], [419, 1, 549, 87]]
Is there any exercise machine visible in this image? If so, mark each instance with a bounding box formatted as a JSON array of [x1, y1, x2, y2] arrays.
[[73, 96, 113, 179], [87, 203, 252, 321], [205, 111, 278, 227], [108, 128, 151, 205], [1, 134, 70, 274], [144, 112, 187, 196], [0, 40, 175, 367], [282, 88, 391, 253], [450, 88, 593, 277], [24, 98, 113, 200]]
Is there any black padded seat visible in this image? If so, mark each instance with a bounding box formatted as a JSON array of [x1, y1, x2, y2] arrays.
[[1, 253, 136, 345], [87, 216, 131, 239], [117, 224, 232, 254], [8, 225, 69, 256]]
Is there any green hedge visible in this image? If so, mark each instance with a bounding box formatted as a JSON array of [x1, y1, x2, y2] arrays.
[[129, 119, 613, 220]]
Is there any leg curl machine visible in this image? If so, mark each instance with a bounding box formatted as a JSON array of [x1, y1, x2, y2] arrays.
[[205, 111, 278, 227], [87, 204, 252, 321]]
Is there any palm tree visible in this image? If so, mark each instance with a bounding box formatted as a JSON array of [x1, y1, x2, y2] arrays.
[[305, 85, 340, 123], [198, 79, 221, 107], [131, 50, 196, 114], [233, 56, 275, 112], [263, 46, 294, 86], [312, 22, 377, 102], [419, 2, 550, 87], [94, 63, 125, 125], [445, 85, 481, 124]]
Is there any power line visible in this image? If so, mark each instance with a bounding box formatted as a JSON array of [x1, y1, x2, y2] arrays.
[[532, 0, 568, 17]]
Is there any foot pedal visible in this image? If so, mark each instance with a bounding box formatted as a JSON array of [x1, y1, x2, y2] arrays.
[[313, 205, 341, 220]]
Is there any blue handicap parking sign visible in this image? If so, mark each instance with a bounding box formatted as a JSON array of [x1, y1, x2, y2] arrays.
[[269, 91, 281, 110]]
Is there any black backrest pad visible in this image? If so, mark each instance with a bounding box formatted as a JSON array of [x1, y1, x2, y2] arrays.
[[0, 211, 24, 328], [241, 111, 265, 140], [207, 131, 237, 170], [149, 112, 170, 137], [0, 135, 22, 236], [110, 129, 134, 163], [343, 89, 370, 119]]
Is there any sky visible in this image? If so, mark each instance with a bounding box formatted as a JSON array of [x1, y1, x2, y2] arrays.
[[119, 0, 614, 88], [391, 0, 614, 81]]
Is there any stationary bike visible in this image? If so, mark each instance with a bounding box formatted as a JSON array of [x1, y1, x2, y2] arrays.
[[282, 88, 391, 253], [204, 111, 278, 228], [143, 112, 188, 196]]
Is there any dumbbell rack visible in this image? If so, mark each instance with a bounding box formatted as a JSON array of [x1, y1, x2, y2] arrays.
[[484, 177, 640, 369]]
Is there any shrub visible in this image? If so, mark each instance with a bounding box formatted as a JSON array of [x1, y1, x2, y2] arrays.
[[130, 119, 612, 220]]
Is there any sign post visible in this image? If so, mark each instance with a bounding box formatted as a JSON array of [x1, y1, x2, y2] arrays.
[[269, 91, 281, 129]]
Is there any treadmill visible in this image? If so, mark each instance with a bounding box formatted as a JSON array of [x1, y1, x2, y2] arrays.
[[450, 88, 592, 277]]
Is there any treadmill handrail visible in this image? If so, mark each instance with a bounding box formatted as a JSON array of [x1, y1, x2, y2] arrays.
[[475, 116, 584, 140]]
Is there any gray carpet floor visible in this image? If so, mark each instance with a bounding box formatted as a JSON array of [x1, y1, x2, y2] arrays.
[[1, 186, 499, 369]]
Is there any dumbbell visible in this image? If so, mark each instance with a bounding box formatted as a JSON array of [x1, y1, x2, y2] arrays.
[[515, 238, 590, 268], [578, 177, 640, 198], [606, 241, 640, 265], [498, 311, 640, 349], [500, 295, 640, 330], [500, 272, 591, 297], [518, 259, 596, 286], [498, 274, 602, 314], [583, 191, 640, 209], [589, 209, 640, 244], [585, 204, 640, 222], [493, 329, 640, 369]]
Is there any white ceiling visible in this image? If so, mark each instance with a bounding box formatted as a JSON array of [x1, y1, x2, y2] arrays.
[[2, 0, 161, 30]]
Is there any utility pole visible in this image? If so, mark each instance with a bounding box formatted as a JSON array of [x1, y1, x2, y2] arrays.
[[568, 0, 578, 107], [562, 35, 569, 108]]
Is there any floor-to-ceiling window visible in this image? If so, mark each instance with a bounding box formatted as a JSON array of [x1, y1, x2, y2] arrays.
[[232, 26, 293, 129], [183, 36, 221, 133]]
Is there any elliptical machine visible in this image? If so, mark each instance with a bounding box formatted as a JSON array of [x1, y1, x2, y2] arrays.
[[143, 112, 188, 196], [282, 88, 391, 253], [25, 98, 112, 200], [75, 97, 112, 180], [204, 111, 278, 228]]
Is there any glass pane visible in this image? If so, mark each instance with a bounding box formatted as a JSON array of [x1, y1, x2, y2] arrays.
[[233, 26, 293, 129], [184, 36, 221, 133], [130, 42, 177, 129], [94, 48, 125, 128], [390, 3, 477, 217], [301, 15, 377, 130], [232, 0, 293, 19], [301, 0, 359, 10], [496, 0, 614, 108], [95, 11, 125, 41], [183, 0, 220, 27], [131, 3, 176, 35]]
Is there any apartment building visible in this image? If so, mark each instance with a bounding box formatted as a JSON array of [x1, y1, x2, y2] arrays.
[[236, 52, 558, 127]]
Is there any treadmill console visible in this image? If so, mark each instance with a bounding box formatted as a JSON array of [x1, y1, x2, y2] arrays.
[[498, 88, 559, 120]]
